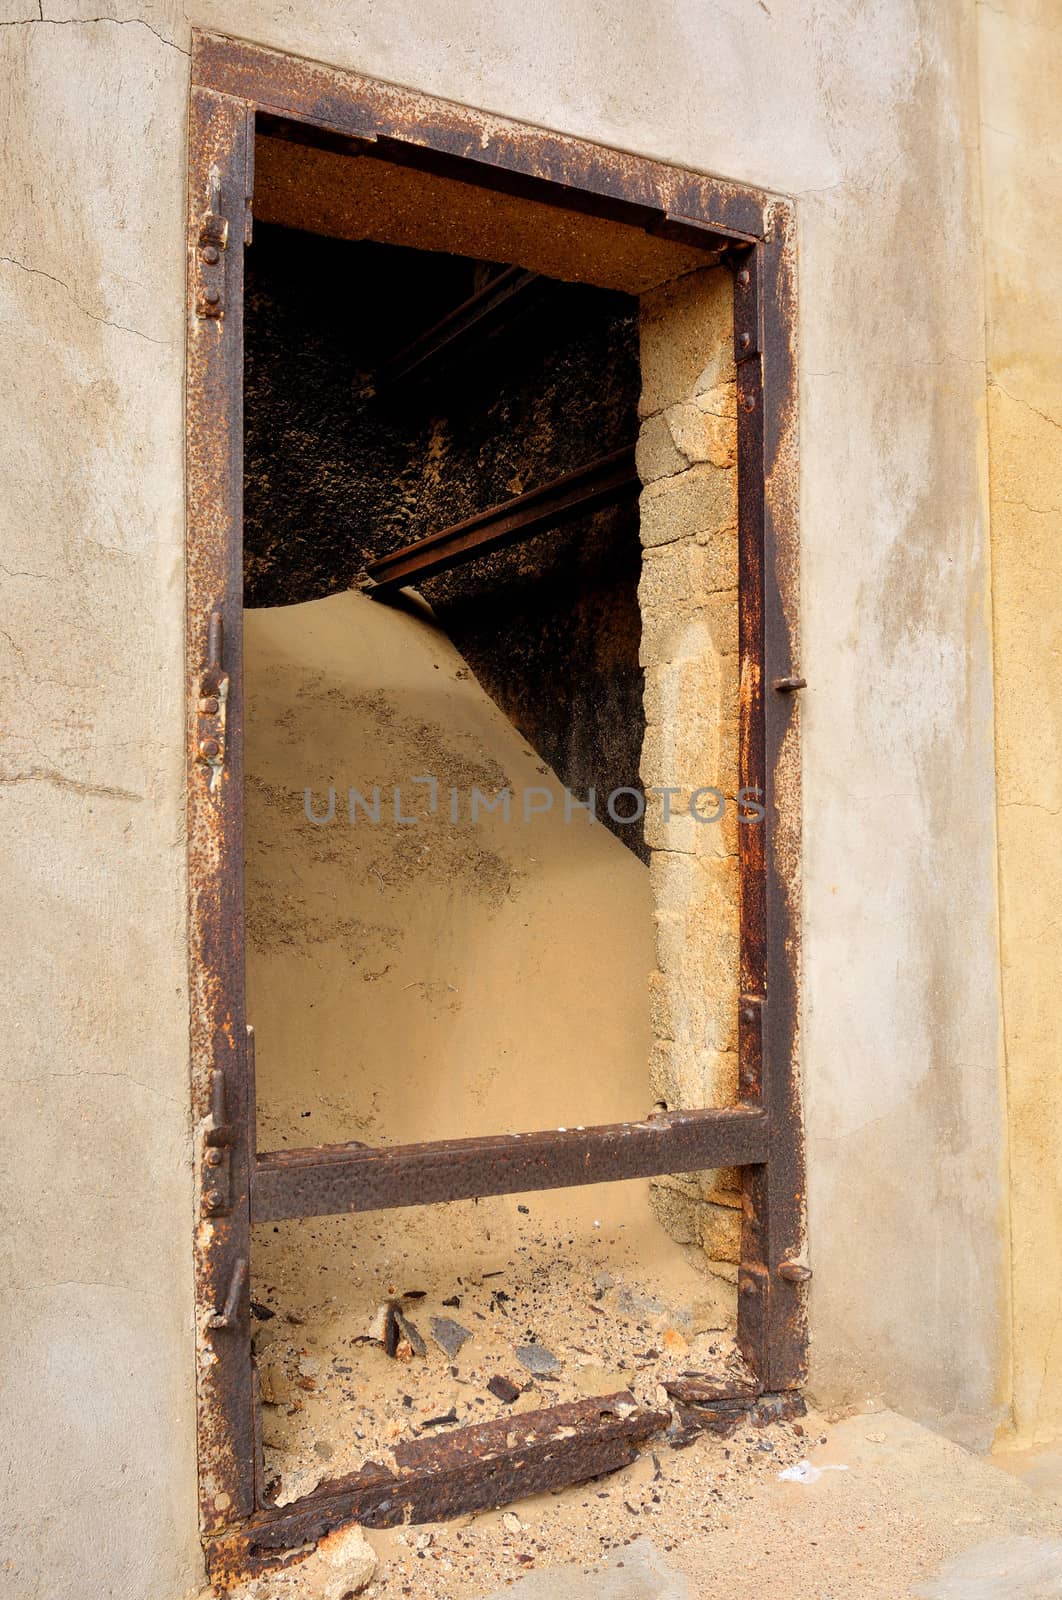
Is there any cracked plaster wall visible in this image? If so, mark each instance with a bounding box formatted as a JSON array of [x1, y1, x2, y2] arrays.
[[0, 0, 1022, 1592]]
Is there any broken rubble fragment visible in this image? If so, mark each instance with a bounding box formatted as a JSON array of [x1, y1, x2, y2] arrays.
[[778, 1459, 849, 1484], [612, 1285, 666, 1320], [420, 1406, 459, 1429], [371, 1300, 428, 1360], [393, 1307, 426, 1358], [273, 1463, 325, 1507], [487, 1374, 521, 1403], [515, 1342, 561, 1376], [316, 1523, 378, 1597], [256, 1360, 292, 1407], [665, 1375, 757, 1405], [430, 1315, 473, 1359]]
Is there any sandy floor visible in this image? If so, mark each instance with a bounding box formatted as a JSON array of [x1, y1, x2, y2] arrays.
[[243, 590, 737, 1499], [227, 1411, 1062, 1600]]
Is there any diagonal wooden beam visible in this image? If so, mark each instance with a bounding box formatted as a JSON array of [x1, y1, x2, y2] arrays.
[[365, 444, 639, 595], [377, 264, 542, 390]]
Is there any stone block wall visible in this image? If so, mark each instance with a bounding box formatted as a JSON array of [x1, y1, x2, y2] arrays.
[[636, 267, 742, 1296]]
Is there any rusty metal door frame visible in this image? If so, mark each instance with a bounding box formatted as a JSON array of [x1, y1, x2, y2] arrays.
[[186, 30, 803, 1583]]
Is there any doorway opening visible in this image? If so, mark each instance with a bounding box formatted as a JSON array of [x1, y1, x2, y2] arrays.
[[243, 217, 746, 1502], [186, 33, 803, 1583]]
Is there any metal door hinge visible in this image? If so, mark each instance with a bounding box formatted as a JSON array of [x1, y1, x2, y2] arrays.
[[731, 246, 763, 364], [196, 611, 228, 791], [202, 1067, 237, 1215], [196, 168, 229, 319]]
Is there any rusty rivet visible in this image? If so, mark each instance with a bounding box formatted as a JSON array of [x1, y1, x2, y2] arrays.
[[737, 268, 750, 286], [199, 737, 220, 761], [206, 1148, 223, 1167], [200, 244, 220, 264], [779, 1261, 812, 1283], [199, 696, 220, 715], [204, 1187, 222, 1210], [738, 331, 751, 350], [203, 287, 220, 306], [741, 393, 757, 411]]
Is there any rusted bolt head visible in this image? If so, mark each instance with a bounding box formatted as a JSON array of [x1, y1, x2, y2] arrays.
[[199, 737, 220, 761], [737, 268, 750, 286], [779, 1260, 813, 1283], [199, 696, 220, 715], [201, 244, 220, 265], [204, 1187, 222, 1209], [739, 331, 751, 350], [741, 393, 757, 412], [206, 1148, 223, 1167], [203, 287, 220, 306]]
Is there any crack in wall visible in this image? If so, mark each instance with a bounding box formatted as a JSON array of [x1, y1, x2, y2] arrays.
[[0, 14, 187, 54], [0, 254, 171, 346], [0, 766, 142, 802]]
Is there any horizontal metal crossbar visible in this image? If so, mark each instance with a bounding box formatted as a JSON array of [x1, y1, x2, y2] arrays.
[[205, 1392, 667, 1580], [251, 1105, 767, 1222], [364, 444, 638, 594]]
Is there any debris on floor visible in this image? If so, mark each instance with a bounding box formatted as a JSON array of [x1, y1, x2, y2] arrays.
[[777, 1459, 849, 1484], [330, 1407, 809, 1598], [222, 1410, 1062, 1600], [252, 1197, 748, 1505], [231, 1523, 378, 1599]]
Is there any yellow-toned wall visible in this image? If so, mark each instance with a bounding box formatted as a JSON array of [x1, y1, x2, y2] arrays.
[[980, 0, 1062, 1443]]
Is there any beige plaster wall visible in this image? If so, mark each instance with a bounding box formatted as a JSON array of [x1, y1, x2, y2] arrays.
[[978, 0, 1062, 1445], [0, 19, 202, 1600], [0, 0, 1011, 1592]]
